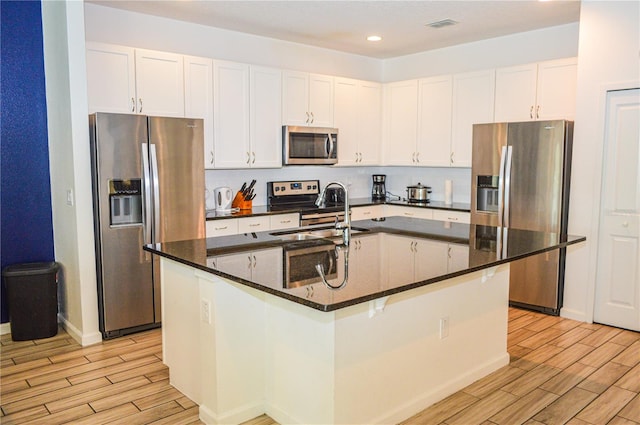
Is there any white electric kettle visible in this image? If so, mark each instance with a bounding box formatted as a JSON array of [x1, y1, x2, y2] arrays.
[[213, 187, 233, 212]]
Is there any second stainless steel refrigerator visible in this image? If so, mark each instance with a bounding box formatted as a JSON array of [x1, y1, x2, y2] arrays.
[[90, 113, 205, 338], [471, 120, 573, 315]]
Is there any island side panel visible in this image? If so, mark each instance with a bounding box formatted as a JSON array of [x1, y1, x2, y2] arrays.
[[333, 265, 511, 424], [161, 258, 203, 404]]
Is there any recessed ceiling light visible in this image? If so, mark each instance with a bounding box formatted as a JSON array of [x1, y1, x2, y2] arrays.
[[426, 19, 458, 29], [367, 35, 382, 42]]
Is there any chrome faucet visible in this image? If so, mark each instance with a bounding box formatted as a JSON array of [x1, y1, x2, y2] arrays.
[[316, 181, 351, 246]]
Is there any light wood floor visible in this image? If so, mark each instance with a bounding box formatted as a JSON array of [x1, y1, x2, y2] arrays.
[[1, 308, 638, 424]]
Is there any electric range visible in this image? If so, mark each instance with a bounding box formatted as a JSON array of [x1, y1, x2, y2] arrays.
[[267, 180, 345, 226]]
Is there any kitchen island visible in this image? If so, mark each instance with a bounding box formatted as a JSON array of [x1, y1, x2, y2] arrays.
[[144, 217, 584, 425]]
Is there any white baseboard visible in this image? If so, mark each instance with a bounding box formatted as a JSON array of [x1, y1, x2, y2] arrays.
[[0, 322, 11, 336], [58, 314, 103, 346], [560, 307, 589, 323]]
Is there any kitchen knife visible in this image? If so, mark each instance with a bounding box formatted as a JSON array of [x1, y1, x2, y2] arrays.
[[240, 182, 247, 194], [246, 179, 256, 194]]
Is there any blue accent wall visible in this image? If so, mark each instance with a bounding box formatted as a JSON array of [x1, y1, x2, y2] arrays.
[[1, 0, 55, 323]]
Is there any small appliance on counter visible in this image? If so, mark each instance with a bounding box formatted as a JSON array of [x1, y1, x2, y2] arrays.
[[372, 174, 386, 200], [406, 183, 432, 203], [213, 187, 233, 212]]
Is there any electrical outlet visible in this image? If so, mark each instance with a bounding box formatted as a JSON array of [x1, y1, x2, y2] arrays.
[[201, 299, 211, 324], [439, 317, 449, 339]]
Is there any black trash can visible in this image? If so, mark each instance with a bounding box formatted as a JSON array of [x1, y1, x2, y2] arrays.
[[3, 262, 60, 341]]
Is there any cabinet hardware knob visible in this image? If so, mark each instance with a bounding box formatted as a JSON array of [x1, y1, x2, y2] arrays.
[[305, 111, 310, 123], [310, 111, 314, 123], [530, 105, 534, 119], [138, 98, 143, 113], [210, 151, 214, 165], [252, 152, 256, 164], [450, 152, 454, 164], [246, 152, 251, 164], [536, 105, 540, 119], [131, 97, 136, 112]]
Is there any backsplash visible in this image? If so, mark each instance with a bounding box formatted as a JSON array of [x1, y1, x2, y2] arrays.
[[205, 166, 471, 210]]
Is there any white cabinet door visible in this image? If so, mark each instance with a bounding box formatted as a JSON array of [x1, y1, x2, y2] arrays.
[[334, 77, 359, 166], [432, 210, 470, 224], [252, 248, 283, 288], [86, 42, 136, 114], [447, 244, 470, 273], [134, 49, 185, 117], [308, 73, 334, 127], [386, 206, 433, 220], [184, 56, 214, 169], [213, 61, 251, 168], [250, 66, 282, 168], [282, 71, 333, 127], [385, 235, 415, 286], [213, 252, 253, 281], [237, 216, 270, 233], [414, 240, 449, 282], [282, 71, 310, 126], [451, 69, 495, 167], [536, 57, 577, 120], [494, 63, 538, 122], [417, 75, 453, 167], [351, 205, 385, 221], [358, 81, 382, 165], [384, 80, 419, 166]]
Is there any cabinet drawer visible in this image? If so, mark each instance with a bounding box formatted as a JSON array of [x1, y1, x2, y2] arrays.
[[432, 210, 470, 224], [206, 219, 239, 237], [238, 216, 270, 233], [387, 206, 433, 220], [270, 213, 300, 230], [351, 205, 385, 221]]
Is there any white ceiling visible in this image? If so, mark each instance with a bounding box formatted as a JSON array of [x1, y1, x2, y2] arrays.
[[86, 1, 581, 59]]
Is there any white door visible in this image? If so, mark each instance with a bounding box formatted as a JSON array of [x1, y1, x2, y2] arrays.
[[594, 88, 640, 331]]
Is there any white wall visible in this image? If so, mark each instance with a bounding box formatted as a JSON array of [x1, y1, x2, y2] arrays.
[[562, 1, 640, 322], [83, 3, 382, 82], [42, 1, 101, 345]]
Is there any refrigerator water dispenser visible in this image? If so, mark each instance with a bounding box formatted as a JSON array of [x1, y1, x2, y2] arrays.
[[476, 175, 500, 213], [109, 179, 142, 226]]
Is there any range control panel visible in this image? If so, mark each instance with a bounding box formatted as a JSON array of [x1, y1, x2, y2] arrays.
[[267, 180, 320, 197]]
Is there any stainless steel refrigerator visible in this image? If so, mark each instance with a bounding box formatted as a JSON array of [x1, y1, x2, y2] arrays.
[[89, 113, 205, 338], [470, 120, 573, 315]]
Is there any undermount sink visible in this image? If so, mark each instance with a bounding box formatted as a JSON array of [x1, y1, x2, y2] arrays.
[[271, 226, 369, 241]]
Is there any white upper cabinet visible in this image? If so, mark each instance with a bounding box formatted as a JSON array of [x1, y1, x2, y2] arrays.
[[384, 79, 419, 166], [417, 75, 453, 167], [184, 55, 214, 169], [535, 57, 578, 120], [334, 77, 382, 166], [134, 49, 185, 117], [250, 66, 283, 168], [451, 69, 496, 167], [86, 43, 184, 117], [213, 60, 250, 168], [282, 71, 334, 127], [495, 57, 577, 122], [86, 42, 136, 114], [213, 61, 282, 169]]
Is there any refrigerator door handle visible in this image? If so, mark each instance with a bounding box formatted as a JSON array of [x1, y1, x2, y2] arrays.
[[503, 146, 514, 228], [150, 143, 160, 243], [497, 146, 508, 227], [141, 143, 152, 244]]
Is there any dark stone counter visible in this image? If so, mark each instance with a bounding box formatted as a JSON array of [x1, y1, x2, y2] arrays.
[[145, 217, 584, 312]]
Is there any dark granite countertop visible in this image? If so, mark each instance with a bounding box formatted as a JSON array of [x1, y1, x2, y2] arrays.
[[145, 217, 585, 312], [205, 198, 470, 221]]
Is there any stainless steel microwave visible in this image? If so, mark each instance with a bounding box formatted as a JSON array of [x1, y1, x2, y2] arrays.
[[283, 126, 338, 165]]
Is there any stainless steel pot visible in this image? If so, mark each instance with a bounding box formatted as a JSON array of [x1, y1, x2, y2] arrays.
[[406, 183, 432, 202]]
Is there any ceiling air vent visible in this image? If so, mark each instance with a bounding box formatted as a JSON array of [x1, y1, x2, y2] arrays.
[[426, 19, 458, 29]]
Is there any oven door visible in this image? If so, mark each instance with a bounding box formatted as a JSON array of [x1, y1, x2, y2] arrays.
[[283, 126, 338, 165], [284, 242, 338, 288]]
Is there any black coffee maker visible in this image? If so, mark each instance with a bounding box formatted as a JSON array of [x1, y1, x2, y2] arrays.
[[372, 174, 386, 200]]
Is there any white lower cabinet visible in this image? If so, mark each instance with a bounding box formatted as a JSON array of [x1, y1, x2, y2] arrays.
[[447, 243, 470, 272], [208, 247, 283, 288], [206, 213, 300, 237]]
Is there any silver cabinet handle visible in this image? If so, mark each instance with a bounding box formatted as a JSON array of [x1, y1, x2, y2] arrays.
[[138, 98, 143, 113], [252, 152, 256, 164], [280, 219, 291, 224], [249, 223, 261, 227], [448, 247, 452, 259], [450, 152, 454, 164], [305, 111, 310, 124], [253, 255, 257, 268], [310, 111, 314, 123], [411, 152, 416, 163], [530, 105, 534, 119], [210, 151, 214, 165], [215, 225, 228, 231], [536, 105, 540, 119], [131, 97, 136, 112], [416, 152, 420, 163], [246, 152, 251, 164]]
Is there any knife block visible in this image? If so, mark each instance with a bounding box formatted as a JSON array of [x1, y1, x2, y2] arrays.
[[232, 191, 252, 210]]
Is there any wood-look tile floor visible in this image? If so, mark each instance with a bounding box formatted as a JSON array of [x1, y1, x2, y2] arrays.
[[1, 308, 638, 425]]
